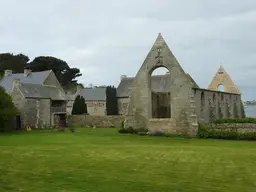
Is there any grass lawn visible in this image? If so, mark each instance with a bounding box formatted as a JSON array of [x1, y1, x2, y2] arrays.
[[0, 128, 256, 192]]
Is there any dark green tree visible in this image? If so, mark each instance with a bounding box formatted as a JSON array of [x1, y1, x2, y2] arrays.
[[72, 95, 87, 115], [106, 86, 118, 115], [0, 86, 18, 132], [0, 53, 29, 77], [27, 56, 82, 89]]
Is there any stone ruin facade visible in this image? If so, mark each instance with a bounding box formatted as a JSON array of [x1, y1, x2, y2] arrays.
[[208, 65, 240, 94], [122, 33, 243, 136]]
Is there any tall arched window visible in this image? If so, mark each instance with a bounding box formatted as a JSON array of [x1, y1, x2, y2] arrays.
[[218, 84, 225, 92], [150, 67, 171, 118]]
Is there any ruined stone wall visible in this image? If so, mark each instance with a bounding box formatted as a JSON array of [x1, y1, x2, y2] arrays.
[[23, 98, 51, 128], [194, 88, 242, 122], [86, 101, 106, 116], [117, 98, 129, 115], [67, 115, 124, 128], [124, 34, 198, 136]]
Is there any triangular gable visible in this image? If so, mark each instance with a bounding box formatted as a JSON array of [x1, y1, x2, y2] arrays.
[[208, 65, 240, 94], [125, 33, 197, 134]]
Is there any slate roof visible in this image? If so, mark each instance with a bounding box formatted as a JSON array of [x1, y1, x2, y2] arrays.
[[75, 87, 107, 101], [116, 73, 199, 98], [19, 83, 66, 100], [66, 93, 75, 101], [0, 70, 51, 92]]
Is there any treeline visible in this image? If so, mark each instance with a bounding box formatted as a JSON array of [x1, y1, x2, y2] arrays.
[[0, 53, 83, 92]]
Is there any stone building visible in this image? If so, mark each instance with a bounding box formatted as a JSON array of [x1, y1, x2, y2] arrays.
[[75, 87, 107, 116], [117, 33, 243, 136], [0, 69, 67, 129], [208, 65, 241, 94], [66, 92, 75, 115]]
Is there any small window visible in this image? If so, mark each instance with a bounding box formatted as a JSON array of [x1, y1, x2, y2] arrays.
[[218, 72, 224, 74]]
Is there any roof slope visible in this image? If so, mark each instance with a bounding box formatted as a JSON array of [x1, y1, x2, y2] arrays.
[[19, 83, 66, 100], [0, 70, 51, 92], [117, 73, 198, 98], [76, 87, 107, 101]]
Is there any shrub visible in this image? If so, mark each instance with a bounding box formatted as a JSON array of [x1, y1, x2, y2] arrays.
[[137, 132, 148, 136], [0, 87, 18, 132], [57, 127, 65, 132], [118, 127, 147, 134], [197, 123, 256, 141], [69, 127, 75, 133], [126, 127, 137, 134], [118, 128, 127, 134], [213, 118, 256, 124], [151, 130, 165, 136], [121, 121, 124, 128]]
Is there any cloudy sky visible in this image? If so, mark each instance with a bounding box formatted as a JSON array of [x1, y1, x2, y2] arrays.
[[0, 0, 256, 100]]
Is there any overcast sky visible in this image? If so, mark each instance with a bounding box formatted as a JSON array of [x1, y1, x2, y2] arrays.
[[0, 0, 256, 100]]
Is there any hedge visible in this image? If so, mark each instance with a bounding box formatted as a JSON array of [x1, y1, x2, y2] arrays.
[[212, 118, 256, 124], [198, 123, 256, 141]]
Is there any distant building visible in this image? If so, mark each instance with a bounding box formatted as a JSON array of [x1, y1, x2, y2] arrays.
[[75, 87, 107, 116], [0, 69, 67, 129]]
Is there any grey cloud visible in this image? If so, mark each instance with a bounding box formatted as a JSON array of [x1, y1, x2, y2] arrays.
[[0, 0, 256, 100]]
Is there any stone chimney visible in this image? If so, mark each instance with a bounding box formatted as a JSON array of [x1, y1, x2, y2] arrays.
[[4, 70, 12, 76], [13, 78, 21, 88], [24, 69, 32, 77], [120, 75, 127, 80]]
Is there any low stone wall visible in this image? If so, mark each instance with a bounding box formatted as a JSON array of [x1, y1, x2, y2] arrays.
[[67, 115, 125, 128], [209, 123, 256, 132]]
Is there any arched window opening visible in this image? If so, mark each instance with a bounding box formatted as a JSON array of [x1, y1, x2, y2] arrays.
[[218, 84, 225, 92], [151, 67, 171, 118]]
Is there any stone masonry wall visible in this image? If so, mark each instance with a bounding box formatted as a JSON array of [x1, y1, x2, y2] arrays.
[[86, 101, 106, 116], [117, 98, 129, 115], [23, 98, 51, 128], [194, 88, 242, 122], [67, 115, 125, 128]]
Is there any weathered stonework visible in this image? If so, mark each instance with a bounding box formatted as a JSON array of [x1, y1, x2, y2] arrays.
[[124, 33, 198, 136], [67, 115, 124, 128], [120, 34, 244, 137], [193, 88, 242, 122], [86, 101, 106, 116], [23, 98, 51, 128], [117, 98, 129, 115], [6, 70, 68, 129], [208, 65, 240, 94]]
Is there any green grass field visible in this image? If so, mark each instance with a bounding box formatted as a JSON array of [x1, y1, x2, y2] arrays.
[[0, 128, 256, 192]]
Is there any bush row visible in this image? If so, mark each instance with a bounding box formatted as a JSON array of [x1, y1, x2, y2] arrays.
[[198, 123, 256, 140], [118, 127, 190, 138], [212, 118, 256, 124]]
